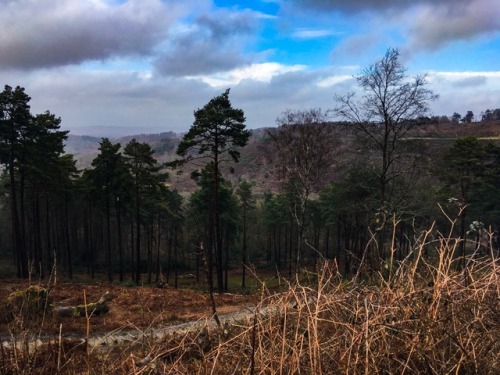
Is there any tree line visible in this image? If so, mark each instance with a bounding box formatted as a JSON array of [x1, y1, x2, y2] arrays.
[[1, 49, 499, 290]]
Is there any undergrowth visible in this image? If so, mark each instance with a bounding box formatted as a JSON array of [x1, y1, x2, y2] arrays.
[[0, 222, 498, 374]]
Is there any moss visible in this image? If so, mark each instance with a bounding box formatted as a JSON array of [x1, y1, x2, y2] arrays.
[[72, 302, 109, 317], [6, 285, 51, 318]]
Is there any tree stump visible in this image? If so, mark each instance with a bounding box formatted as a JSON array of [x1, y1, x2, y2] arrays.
[[6, 285, 51, 318]]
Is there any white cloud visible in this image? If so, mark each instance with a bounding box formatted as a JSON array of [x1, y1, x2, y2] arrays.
[[427, 70, 500, 115], [316, 75, 353, 87], [3, 62, 498, 137], [191, 62, 306, 87], [431, 71, 500, 80], [292, 29, 341, 39]]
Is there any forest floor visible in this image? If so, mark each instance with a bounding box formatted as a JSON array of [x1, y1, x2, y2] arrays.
[[0, 274, 261, 339]]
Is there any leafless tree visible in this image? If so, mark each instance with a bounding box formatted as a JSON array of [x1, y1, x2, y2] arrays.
[[268, 108, 337, 273], [333, 48, 438, 270], [334, 48, 438, 210]]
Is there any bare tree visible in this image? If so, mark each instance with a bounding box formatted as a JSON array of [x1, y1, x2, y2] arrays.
[[333, 48, 438, 271], [268, 108, 337, 274], [334, 48, 438, 211]]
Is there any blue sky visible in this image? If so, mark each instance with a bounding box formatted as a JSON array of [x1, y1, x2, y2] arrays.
[[0, 0, 499, 136]]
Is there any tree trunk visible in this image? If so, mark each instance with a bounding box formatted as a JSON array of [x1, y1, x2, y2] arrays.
[[106, 196, 112, 283], [116, 200, 124, 282], [155, 219, 162, 284], [19, 163, 29, 275], [288, 219, 293, 278], [147, 224, 153, 285], [64, 194, 73, 279], [241, 206, 247, 289], [10, 162, 28, 278], [174, 224, 179, 289], [46, 198, 53, 276], [224, 230, 229, 293], [214, 158, 224, 293], [33, 194, 42, 277], [135, 183, 141, 285], [166, 226, 173, 284]]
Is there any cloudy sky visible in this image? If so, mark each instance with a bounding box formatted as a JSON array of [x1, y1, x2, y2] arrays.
[[1, 0, 499, 136]]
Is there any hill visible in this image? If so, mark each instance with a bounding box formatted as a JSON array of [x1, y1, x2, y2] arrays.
[[64, 128, 283, 195], [64, 121, 500, 195]]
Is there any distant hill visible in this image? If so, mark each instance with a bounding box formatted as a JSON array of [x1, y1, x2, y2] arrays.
[[64, 121, 500, 195], [64, 131, 179, 170], [64, 135, 102, 155], [63, 128, 284, 195]]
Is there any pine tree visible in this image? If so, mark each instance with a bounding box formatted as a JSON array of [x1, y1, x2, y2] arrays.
[[175, 89, 249, 292]]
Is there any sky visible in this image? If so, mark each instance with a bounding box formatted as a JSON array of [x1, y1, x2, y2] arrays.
[[0, 0, 499, 137]]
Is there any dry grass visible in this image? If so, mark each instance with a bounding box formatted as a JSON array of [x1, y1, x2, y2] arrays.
[[1, 225, 499, 374], [151, 261, 498, 374], [140, 224, 499, 375]]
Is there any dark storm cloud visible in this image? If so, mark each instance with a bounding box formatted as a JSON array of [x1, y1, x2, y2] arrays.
[[408, 0, 500, 51], [154, 9, 259, 76], [289, 0, 435, 13], [290, 0, 499, 52], [0, 0, 180, 70], [331, 34, 379, 61]]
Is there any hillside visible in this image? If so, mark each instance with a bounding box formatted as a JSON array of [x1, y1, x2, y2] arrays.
[[64, 121, 500, 195], [64, 128, 284, 195]]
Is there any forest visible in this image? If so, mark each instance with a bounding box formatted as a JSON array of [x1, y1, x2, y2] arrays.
[[0, 49, 499, 290], [1, 48, 499, 374]]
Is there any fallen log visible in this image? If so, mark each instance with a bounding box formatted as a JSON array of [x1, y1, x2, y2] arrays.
[[54, 292, 112, 317]]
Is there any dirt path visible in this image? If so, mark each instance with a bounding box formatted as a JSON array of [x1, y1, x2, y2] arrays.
[[88, 305, 266, 350], [2, 303, 283, 354]]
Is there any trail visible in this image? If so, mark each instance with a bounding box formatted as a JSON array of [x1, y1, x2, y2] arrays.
[[88, 305, 265, 350], [1, 304, 280, 352]]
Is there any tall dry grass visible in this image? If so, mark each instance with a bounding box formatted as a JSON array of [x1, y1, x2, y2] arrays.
[[141, 223, 498, 375], [1, 221, 499, 374]]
